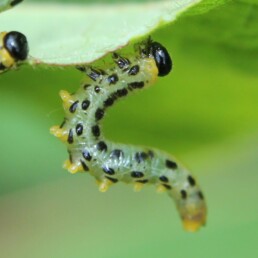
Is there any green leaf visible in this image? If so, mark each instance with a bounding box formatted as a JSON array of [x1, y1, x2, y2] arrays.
[[0, 0, 203, 66], [0, 0, 12, 13], [181, 0, 229, 15], [170, 0, 258, 73], [175, 0, 258, 50]]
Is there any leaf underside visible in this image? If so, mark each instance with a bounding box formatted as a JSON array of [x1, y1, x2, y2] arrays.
[[0, 0, 201, 66]]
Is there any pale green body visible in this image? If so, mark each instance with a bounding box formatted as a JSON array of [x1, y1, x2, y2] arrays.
[[57, 45, 207, 231]]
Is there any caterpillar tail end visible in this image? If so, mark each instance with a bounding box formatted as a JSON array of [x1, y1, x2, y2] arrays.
[[181, 206, 207, 232]]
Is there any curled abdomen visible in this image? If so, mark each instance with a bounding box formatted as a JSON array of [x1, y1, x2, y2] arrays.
[[70, 142, 207, 232], [50, 38, 207, 232]]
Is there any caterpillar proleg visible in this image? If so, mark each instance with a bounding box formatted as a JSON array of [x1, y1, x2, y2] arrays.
[[51, 38, 207, 232]]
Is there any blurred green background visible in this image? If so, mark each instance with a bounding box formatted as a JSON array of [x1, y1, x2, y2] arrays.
[[1, 0, 258, 257]]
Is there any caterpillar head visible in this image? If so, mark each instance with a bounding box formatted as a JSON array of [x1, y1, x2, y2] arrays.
[[149, 42, 172, 77], [139, 38, 172, 77], [3, 31, 29, 61]]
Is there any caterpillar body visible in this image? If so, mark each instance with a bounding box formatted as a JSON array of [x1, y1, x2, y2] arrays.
[[0, 31, 28, 73], [51, 39, 207, 232]]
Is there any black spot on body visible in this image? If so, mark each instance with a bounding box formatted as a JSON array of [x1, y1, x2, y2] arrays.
[[89, 68, 103, 81], [67, 129, 73, 144], [92, 125, 100, 137], [68, 150, 73, 163], [94, 86, 100, 93], [105, 176, 118, 183], [135, 152, 148, 163], [112, 52, 119, 59], [76, 66, 86, 72], [128, 65, 139, 76], [136, 179, 148, 184], [159, 176, 169, 183], [162, 184, 172, 190], [131, 171, 144, 178], [80, 160, 89, 171], [116, 88, 128, 97], [69, 100, 79, 113], [82, 100, 90, 110], [181, 190, 187, 199], [97, 141, 108, 152], [128, 81, 144, 90], [103, 167, 115, 175], [95, 108, 104, 121], [83, 84, 91, 89], [198, 191, 204, 200], [113, 53, 130, 69], [107, 74, 118, 85], [104, 96, 115, 107], [188, 175, 196, 186], [60, 119, 66, 128], [165, 159, 177, 169], [82, 149, 92, 161], [76, 123, 83, 136], [110, 149, 124, 159]]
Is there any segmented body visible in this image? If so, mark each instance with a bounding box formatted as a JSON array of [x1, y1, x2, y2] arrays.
[[0, 31, 28, 73], [51, 39, 207, 232]]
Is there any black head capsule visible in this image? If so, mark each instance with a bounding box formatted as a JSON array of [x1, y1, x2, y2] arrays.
[[149, 42, 172, 77], [4, 31, 29, 61]]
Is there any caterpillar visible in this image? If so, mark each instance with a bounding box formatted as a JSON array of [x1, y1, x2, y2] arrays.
[[0, 31, 28, 73], [0, 0, 23, 13], [50, 38, 207, 232]]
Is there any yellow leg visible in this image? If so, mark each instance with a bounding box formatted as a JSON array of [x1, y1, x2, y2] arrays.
[[63, 160, 83, 174], [133, 182, 144, 192], [59, 90, 74, 110], [98, 178, 113, 193], [50, 125, 68, 142], [156, 185, 167, 193]]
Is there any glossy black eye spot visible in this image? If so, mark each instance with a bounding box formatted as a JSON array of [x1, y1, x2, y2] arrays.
[[150, 42, 172, 77], [4, 31, 29, 61]]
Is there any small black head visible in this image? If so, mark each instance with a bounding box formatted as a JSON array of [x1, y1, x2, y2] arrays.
[[149, 41, 172, 77], [4, 31, 29, 61]]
